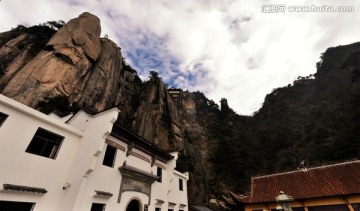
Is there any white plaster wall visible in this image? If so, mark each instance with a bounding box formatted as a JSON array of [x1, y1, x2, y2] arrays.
[[75, 138, 126, 211], [150, 152, 189, 211], [168, 170, 189, 211], [76, 135, 158, 210], [150, 160, 168, 211], [125, 148, 153, 172], [152, 162, 168, 191], [76, 133, 189, 211], [0, 95, 83, 211], [0, 94, 189, 211], [167, 152, 189, 211], [55, 109, 119, 211]]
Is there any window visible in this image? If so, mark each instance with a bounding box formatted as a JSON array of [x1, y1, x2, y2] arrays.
[[156, 208, 161, 211], [0, 112, 8, 127], [179, 178, 183, 191], [352, 203, 360, 211], [0, 200, 35, 211], [308, 204, 349, 211], [292, 208, 305, 211], [25, 128, 64, 159], [157, 167, 162, 183], [90, 203, 106, 211], [102, 145, 117, 167]]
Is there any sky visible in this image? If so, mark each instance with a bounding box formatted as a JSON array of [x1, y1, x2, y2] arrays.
[[1, 0, 359, 115]]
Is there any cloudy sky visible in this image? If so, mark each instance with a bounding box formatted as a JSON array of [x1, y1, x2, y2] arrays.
[[1, 0, 359, 115]]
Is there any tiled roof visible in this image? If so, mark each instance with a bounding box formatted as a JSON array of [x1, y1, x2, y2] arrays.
[[234, 160, 360, 204], [110, 123, 173, 163], [190, 205, 213, 211]]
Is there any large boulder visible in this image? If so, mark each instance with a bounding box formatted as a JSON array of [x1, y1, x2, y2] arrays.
[[46, 12, 101, 62], [2, 12, 102, 108]]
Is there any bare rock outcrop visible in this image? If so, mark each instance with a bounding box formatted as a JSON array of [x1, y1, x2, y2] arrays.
[[0, 33, 40, 90], [46, 12, 101, 62], [1, 12, 101, 108], [132, 74, 184, 151], [70, 38, 123, 113]]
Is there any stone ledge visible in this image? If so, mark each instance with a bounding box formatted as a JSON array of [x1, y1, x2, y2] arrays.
[[3, 183, 47, 194], [94, 190, 113, 198]]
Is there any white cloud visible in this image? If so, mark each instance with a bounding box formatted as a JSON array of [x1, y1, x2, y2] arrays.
[[1, 0, 360, 115]]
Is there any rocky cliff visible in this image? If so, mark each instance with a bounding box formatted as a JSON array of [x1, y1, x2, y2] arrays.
[[1, 12, 360, 208]]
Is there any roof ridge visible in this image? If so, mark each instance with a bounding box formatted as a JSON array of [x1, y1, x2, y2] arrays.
[[252, 159, 360, 179]]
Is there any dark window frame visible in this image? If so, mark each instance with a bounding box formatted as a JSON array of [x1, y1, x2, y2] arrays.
[[352, 203, 360, 211], [0, 200, 36, 211], [157, 167, 162, 183], [102, 144, 117, 168], [90, 203, 106, 211], [25, 127, 64, 159], [0, 112, 8, 127], [179, 178, 183, 191]]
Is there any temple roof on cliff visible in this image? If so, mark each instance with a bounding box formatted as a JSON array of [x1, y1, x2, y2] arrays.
[[232, 160, 360, 204], [168, 87, 182, 91]]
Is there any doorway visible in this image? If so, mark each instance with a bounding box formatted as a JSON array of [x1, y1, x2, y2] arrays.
[[126, 199, 141, 211]]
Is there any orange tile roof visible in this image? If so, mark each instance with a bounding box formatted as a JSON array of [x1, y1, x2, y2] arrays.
[[234, 160, 360, 204]]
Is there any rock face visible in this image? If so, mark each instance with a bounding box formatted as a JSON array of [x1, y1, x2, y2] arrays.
[[179, 92, 213, 204], [0, 33, 40, 90], [132, 74, 183, 151], [70, 39, 123, 113], [0, 13, 140, 115], [47, 12, 101, 63], [2, 12, 101, 109]]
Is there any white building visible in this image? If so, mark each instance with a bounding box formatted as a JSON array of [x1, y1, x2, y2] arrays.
[[0, 94, 189, 211]]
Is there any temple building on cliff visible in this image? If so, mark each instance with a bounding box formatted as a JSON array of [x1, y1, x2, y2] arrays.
[[168, 88, 183, 104], [224, 160, 360, 211], [0, 94, 188, 211]]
